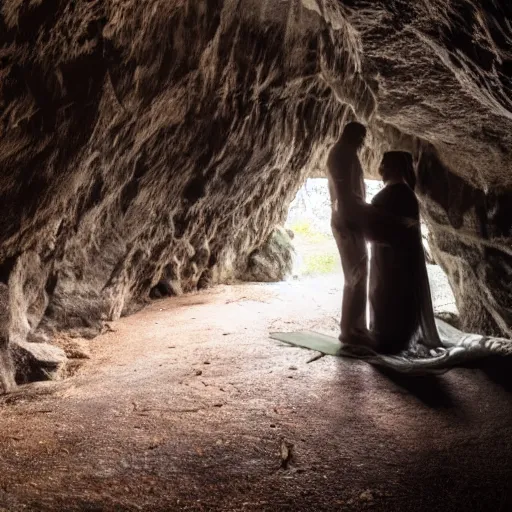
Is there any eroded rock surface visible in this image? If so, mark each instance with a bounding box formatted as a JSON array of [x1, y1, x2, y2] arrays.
[[243, 227, 296, 283], [0, 0, 511, 385]]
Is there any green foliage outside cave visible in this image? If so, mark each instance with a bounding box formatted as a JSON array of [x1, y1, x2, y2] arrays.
[[288, 220, 340, 276]]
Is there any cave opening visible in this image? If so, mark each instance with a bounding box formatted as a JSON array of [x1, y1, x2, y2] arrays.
[[285, 177, 458, 319]]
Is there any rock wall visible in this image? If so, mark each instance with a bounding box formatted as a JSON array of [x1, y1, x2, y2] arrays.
[[0, 0, 511, 386], [0, 0, 360, 346], [417, 147, 512, 338]]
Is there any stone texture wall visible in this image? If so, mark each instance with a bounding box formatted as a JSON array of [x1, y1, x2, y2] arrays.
[[1, 0, 362, 345]]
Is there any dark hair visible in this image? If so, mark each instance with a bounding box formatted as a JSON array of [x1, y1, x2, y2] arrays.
[[381, 151, 416, 190], [340, 122, 367, 148]]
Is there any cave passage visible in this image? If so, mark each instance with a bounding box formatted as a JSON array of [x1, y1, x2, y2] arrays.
[[2, 0, 512, 508], [1, 180, 505, 511], [4, 177, 505, 511]]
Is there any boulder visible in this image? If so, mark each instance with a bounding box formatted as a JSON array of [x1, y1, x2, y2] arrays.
[[12, 342, 67, 384], [243, 227, 296, 283]]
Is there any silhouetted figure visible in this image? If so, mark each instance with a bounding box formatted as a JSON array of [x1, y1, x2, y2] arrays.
[[368, 151, 442, 353], [327, 122, 374, 347]]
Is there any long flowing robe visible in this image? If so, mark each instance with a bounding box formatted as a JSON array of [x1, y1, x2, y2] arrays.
[[368, 183, 441, 353]]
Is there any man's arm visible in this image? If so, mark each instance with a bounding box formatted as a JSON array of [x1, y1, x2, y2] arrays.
[[327, 147, 418, 243], [328, 179, 417, 242]]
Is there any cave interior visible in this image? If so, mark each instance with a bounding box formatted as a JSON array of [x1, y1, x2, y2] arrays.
[[0, 1, 512, 510]]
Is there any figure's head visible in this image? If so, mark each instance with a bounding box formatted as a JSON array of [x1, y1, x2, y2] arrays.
[[379, 151, 416, 189], [339, 121, 367, 149]]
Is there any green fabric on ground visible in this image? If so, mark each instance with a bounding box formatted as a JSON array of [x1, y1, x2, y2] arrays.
[[270, 330, 341, 356], [269, 321, 512, 375]]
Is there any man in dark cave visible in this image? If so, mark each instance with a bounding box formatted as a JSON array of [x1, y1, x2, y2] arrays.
[[327, 121, 375, 351]]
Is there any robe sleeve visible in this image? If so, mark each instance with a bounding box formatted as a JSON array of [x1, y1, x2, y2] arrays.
[[359, 186, 420, 245]]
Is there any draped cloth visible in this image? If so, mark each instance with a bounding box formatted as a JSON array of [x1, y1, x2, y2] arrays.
[[270, 321, 512, 375]]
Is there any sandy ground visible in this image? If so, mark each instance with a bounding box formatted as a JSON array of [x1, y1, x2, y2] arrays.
[[0, 277, 510, 511]]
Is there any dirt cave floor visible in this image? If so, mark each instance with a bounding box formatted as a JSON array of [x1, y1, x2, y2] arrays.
[[1, 277, 512, 512]]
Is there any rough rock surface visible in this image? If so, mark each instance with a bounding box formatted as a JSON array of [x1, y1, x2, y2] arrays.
[[243, 227, 296, 283], [12, 341, 67, 384], [0, 0, 511, 385]]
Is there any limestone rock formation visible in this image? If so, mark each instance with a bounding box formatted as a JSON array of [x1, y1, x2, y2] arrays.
[[243, 227, 296, 282], [0, 0, 511, 386], [1, 0, 348, 365]]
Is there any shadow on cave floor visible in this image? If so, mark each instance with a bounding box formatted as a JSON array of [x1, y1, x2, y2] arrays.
[[473, 356, 512, 393], [373, 368, 460, 410], [0, 278, 511, 512]]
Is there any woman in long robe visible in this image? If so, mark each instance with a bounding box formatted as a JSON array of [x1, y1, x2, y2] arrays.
[[366, 151, 441, 354]]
